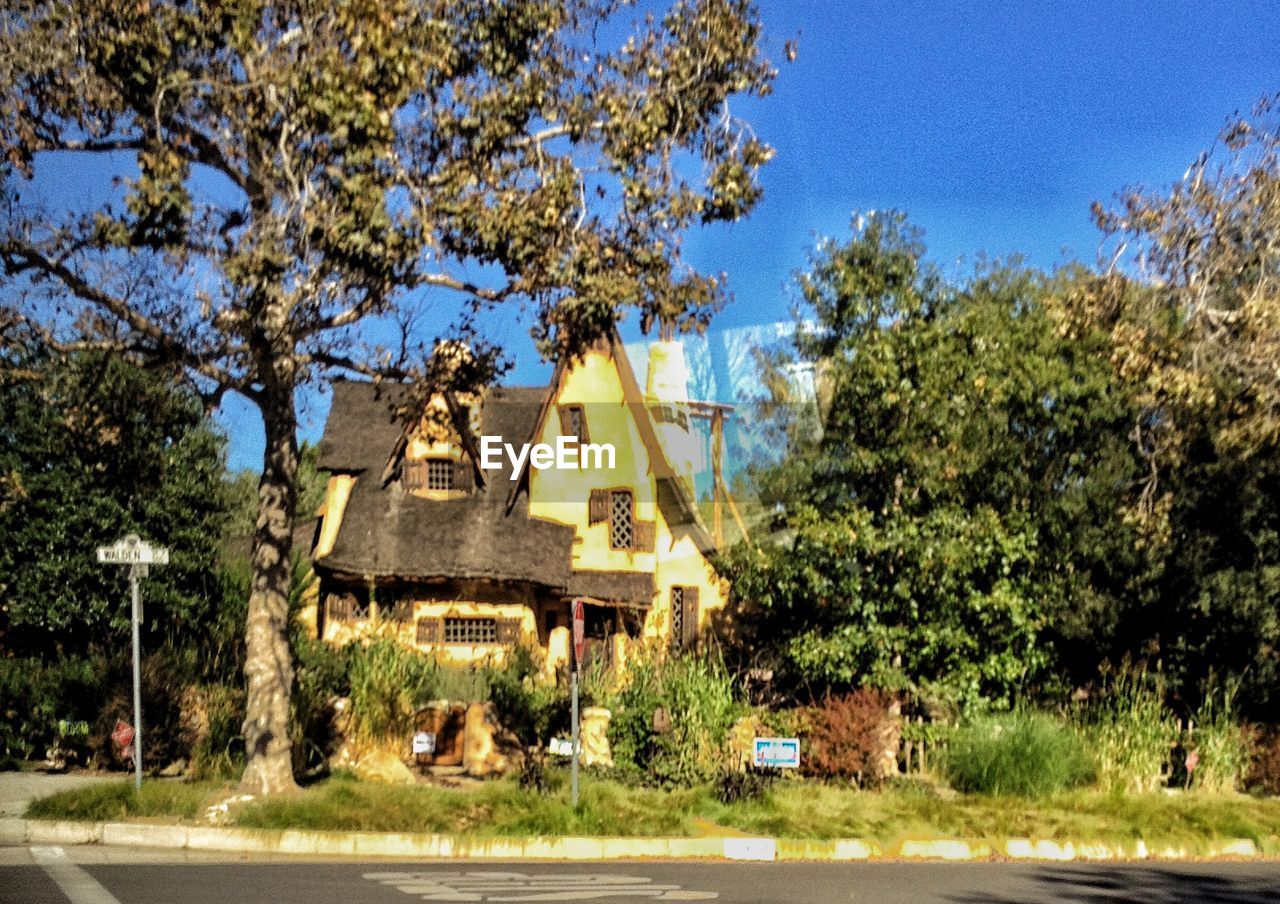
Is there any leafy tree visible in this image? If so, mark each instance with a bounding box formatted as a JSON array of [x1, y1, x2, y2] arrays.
[[720, 213, 1146, 713], [1053, 96, 1280, 717], [0, 0, 777, 792], [0, 342, 230, 658]]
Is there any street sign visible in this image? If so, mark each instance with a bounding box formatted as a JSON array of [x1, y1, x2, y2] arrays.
[[96, 534, 168, 789], [97, 534, 169, 565], [111, 719, 134, 754], [571, 598, 585, 665], [753, 737, 801, 769]]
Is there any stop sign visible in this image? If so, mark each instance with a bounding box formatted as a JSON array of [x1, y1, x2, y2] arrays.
[[572, 598, 585, 665]]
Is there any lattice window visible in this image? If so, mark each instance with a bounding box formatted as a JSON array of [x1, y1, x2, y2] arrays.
[[559, 404, 589, 443], [427, 458, 454, 491], [670, 586, 684, 647], [610, 490, 634, 549], [443, 617, 498, 644], [326, 590, 369, 622]]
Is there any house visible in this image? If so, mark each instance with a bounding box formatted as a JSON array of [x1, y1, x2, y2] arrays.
[[305, 332, 733, 671]]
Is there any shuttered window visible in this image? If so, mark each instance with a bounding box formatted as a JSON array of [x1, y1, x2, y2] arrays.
[[671, 585, 699, 648], [558, 404, 589, 443], [435, 616, 523, 645], [610, 490, 634, 549], [427, 458, 453, 490]]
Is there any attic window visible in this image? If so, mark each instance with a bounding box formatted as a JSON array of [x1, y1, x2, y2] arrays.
[[427, 458, 454, 491], [610, 490, 634, 550], [559, 404, 589, 443]]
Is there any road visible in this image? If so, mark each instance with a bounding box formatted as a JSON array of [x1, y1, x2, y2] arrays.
[[3, 846, 1280, 904]]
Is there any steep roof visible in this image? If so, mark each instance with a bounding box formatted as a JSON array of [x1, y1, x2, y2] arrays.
[[314, 381, 579, 589]]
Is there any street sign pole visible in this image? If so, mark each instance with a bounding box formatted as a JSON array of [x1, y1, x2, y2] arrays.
[[570, 598, 585, 808], [129, 564, 143, 790], [96, 534, 167, 791]]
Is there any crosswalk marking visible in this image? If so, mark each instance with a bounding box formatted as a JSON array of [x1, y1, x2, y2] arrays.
[[30, 846, 122, 904], [363, 870, 718, 901]]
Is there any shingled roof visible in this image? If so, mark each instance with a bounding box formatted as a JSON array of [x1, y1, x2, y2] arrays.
[[314, 380, 581, 590]]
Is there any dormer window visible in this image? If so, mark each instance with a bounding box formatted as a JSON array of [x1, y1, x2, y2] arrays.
[[558, 404, 589, 443], [427, 457, 454, 491], [403, 457, 456, 492]]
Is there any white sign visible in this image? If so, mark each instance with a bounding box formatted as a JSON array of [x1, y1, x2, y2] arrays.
[[548, 737, 575, 757], [753, 737, 800, 769], [96, 534, 169, 565], [412, 732, 435, 755]]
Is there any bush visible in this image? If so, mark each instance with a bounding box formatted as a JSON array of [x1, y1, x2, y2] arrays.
[[0, 655, 99, 761], [1075, 661, 1179, 794], [186, 682, 245, 780], [485, 646, 568, 792], [803, 689, 898, 788], [291, 635, 349, 774], [1183, 683, 1250, 794], [346, 636, 436, 746], [946, 711, 1094, 797], [1245, 727, 1280, 796], [607, 649, 741, 788]]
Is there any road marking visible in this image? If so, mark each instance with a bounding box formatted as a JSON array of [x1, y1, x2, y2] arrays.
[[30, 846, 122, 904], [363, 870, 718, 901]]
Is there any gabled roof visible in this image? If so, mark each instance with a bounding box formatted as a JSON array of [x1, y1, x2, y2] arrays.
[[504, 329, 717, 554], [315, 381, 578, 589]]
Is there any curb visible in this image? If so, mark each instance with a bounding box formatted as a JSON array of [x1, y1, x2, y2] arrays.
[[0, 818, 1265, 862]]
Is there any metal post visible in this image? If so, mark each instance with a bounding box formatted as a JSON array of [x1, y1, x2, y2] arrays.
[[130, 564, 143, 790], [570, 666, 579, 807]]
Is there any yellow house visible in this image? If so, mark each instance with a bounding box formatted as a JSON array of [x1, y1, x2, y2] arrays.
[[307, 331, 728, 671]]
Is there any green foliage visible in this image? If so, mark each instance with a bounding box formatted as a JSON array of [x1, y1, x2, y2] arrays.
[[1185, 681, 1251, 794], [945, 711, 1094, 797], [0, 348, 232, 660], [26, 780, 223, 822], [346, 637, 437, 747], [0, 656, 99, 760], [720, 213, 1144, 713], [1074, 662, 1179, 794], [484, 647, 568, 750], [608, 650, 741, 788]]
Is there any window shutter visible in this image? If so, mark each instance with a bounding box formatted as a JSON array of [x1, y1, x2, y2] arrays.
[[558, 405, 574, 436], [402, 460, 427, 489], [588, 488, 609, 524], [682, 586, 699, 648], [496, 618, 523, 645], [634, 519, 656, 552], [416, 618, 440, 645], [452, 455, 474, 491]]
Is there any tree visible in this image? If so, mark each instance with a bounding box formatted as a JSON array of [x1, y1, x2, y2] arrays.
[[720, 213, 1146, 712], [0, 340, 230, 658], [0, 0, 777, 792]]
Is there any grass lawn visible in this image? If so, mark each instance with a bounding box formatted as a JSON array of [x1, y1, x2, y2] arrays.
[[25, 772, 1280, 852]]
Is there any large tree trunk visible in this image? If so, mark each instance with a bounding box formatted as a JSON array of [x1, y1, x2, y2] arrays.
[[239, 380, 301, 795]]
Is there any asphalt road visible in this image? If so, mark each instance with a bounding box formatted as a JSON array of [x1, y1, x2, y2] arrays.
[[4, 847, 1280, 904]]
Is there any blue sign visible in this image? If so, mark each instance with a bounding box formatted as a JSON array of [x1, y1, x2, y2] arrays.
[[753, 737, 800, 769]]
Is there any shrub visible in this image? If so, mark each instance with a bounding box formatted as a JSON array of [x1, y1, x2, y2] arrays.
[[607, 648, 741, 788], [346, 636, 437, 746], [187, 682, 245, 780], [803, 688, 898, 788], [1184, 683, 1250, 794], [1075, 661, 1179, 794], [485, 646, 568, 792], [1245, 727, 1280, 796], [291, 635, 349, 773], [0, 655, 99, 761], [945, 711, 1094, 796], [716, 765, 777, 804]]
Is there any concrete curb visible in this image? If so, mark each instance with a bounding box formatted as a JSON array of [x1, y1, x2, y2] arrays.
[[2, 818, 1268, 862]]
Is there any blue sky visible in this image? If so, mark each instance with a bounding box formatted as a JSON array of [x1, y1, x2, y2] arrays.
[[210, 2, 1280, 469]]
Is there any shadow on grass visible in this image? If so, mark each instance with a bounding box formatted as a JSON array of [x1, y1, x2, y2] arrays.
[[948, 865, 1280, 904]]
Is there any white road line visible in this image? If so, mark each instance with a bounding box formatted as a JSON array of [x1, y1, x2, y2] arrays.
[[29, 846, 122, 904], [363, 871, 717, 902]]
